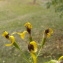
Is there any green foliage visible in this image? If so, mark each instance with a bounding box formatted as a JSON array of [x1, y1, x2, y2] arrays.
[[46, 0, 63, 17]]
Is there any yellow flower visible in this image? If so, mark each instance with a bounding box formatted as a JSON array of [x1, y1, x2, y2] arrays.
[[28, 41, 37, 63], [24, 22, 32, 34], [2, 31, 9, 39], [5, 36, 15, 46], [17, 31, 27, 39], [24, 22, 32, 29], [44, 28, 53, 38], [2, 31, 15, 46], [28, 41, 37, 53]]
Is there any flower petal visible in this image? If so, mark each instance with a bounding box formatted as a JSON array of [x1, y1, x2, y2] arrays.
[[24, 22, 32, 29], [17, 31, 27, 39], [5, 36, 15, 46], [5, 43, 13, 46], [2, 31, 9, 37], [44, 28, 53, 38]]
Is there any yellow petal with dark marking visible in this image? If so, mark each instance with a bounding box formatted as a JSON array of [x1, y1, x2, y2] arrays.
[[5, 36, 15, 46], [28, 41, 38, 53], [44, 28, 53, 38]]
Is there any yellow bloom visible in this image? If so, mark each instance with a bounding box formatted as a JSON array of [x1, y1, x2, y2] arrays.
[[44, 28, 53, 38], [28, 41, 37, 53], [28, 41, 37, 63], [2, 31, 9, 39], [17, 31, 27, 39], [5, 36, 15, 46], [24, 22, 32, 29], [24, 22, 32, 34], [2, 31, 16, 47]]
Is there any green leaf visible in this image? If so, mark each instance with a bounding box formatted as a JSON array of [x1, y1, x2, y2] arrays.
[[13, 42, 20, 50]]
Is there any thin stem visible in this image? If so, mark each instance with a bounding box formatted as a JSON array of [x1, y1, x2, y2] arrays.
[[37, 34, 46, 57], [13, 42, 30, 63], [37, 47, 42, 57], [29, 34, 33, 42], [19, 49, 30, 63]]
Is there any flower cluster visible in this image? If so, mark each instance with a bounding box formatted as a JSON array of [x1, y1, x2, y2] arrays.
[[2, 22, 54, 63]]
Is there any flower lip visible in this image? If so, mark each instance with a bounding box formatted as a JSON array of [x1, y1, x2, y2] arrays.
[[5, 34, 9, 39], [5, 35, 15, 46], [28, 41, 37, 53], [28, 44, 34, 51], [44, 28, 53, 38], [45, 29, 49, 34]]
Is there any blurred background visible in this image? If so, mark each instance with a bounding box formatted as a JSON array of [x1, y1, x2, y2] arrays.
[[0, 0, 63, 63]]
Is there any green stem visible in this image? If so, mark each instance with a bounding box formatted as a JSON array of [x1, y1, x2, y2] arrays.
[[29, 34, 33, 42], [41, 37, 46, 47], [13, 42, 30, 63], [13, 42, 20, 50], [37, 34, 46, 57], [19, 49, 30, 63]]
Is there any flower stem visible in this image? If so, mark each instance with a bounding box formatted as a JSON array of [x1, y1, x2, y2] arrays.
[[13, 42, 30, 63], [37, 34, 46, 57], [29, 34, 33, 42]]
